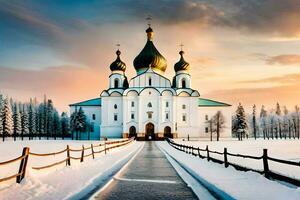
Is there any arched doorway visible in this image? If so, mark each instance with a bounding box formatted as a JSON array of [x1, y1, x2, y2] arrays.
[[164, 126, 172, 138], [129, 126, 137, 138], [145, 123, 155, 140]]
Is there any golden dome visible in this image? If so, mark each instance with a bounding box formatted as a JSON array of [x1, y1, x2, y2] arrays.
[[133, 27, 167, 73], [110, 50, 126, 72], [174, 50, 190, 72]]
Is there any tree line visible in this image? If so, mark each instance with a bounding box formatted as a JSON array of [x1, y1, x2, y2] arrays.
[[0, 94, 70, 141], [233, 103, 300, 140]]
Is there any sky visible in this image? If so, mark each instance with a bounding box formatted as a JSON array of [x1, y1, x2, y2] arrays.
[[0, 0, 300, 113]]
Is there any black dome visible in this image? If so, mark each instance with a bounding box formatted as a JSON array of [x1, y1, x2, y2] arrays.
[[110, 50, 126, 72]]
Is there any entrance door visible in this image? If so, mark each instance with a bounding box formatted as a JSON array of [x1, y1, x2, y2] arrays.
[[129, 126, 137, 138], [164, 126, 172, 138], [145, 123, 155, 140]]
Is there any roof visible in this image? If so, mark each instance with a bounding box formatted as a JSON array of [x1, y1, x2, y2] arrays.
[[198, 98, 231, 107], [69, 98, 101, 107]]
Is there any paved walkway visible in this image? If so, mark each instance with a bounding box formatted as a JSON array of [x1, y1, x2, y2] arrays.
[[93, 141, 198, 200]]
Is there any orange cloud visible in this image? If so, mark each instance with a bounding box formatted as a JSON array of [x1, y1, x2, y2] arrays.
[[266, 55, 300, 66]]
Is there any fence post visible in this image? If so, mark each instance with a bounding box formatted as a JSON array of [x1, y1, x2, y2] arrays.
[[198, 147, 201, 158], [80, 145, 84, 162], [66, 145, 71, 166], [16, 147, 30, 183], [263, 149, 269, 178], [224, 148, 229, 168], [104, 141, 107, 154], [91, 144, 95, 159], [206, 145, 210, 161]]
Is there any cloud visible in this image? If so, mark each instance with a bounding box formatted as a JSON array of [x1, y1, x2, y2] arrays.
[[239, 73, 300, 84], [265, 55, 300, 66]]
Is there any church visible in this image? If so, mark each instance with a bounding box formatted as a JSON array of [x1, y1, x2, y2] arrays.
[[70, 26, 232, 140]]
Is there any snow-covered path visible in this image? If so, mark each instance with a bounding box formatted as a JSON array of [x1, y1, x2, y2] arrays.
[[0, 141, 143, 200], [157, 141, 300, 200]]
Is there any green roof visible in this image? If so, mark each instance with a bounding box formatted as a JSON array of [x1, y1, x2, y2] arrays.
[[69, 98, 101, 106], [198, 98, 231, 107]]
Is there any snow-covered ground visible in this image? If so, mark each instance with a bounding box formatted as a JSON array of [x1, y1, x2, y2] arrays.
[[157, 141, 300, 200], [0, 139, 143, 200], [175, 138, 300, 180]]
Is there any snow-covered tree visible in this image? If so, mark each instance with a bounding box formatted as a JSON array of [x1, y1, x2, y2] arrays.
[[28, 99, 36, 138], [46, 99, 54, 138], [61, 112, 70, 139], [1, 98, 13, 141], [259, 105, 268, 139], [70, 107, 87, 140], [21, 105, 29, 140], [13, 102, 21, 140], [0, 94, 3, 137], [52, 110, 61, 139], [212, 111, 226, 141], [235, 103, 248, 141], [252, 104, 258, 139]]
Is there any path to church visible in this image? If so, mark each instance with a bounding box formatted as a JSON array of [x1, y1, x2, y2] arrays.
[[93, 141, 199, 200]]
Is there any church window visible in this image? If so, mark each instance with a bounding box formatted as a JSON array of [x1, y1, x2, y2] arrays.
[[131, 101, 134, 107], [92, 114, 96, 120], [114, 79, 119, 88], [131, 113, 135, 120], [147, 112, 152, 119], [149, 77, 152, 86], [205, 115, 208, 120], [114, 104, 117, 109], [182, 79, 186, 88], [166, 113, 169, 120], [166, 102, 169, 107], [205, 127, 209, 133], [114, 114, 118, 121], [148, 102, 152, 108], [182, 104, 186, 109], [182, 114, 186, 122]]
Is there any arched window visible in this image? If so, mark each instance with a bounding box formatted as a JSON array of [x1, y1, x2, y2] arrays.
[[149, 77, 152, 86], [114, 104, 117, 109], [148, 102, 152, 108], [114, 79, 119, 88], [182, 104, 186, 109], [182, 79, 186, 88]]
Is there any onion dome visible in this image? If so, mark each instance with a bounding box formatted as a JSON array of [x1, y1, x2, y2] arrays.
[[110, 50, 126, 72], [133, 27, 167, 73], [174, 50, 190, 72]]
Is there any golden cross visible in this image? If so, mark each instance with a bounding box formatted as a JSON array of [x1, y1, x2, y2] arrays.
[[116, 43, 120, 50], [179, 43, 184, 51]]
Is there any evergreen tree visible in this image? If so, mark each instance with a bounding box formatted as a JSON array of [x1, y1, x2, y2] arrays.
[[28, 99, 36, 139], [259, 105, 268, 139], [0, 94, 3, 137], [275, 102, 282, 138], [1, 98, 13, 141], [61, 112, 70, 139], [21, 105, 29, 140], [12, 102, 21, 140], [252, 104, 257, 139], [38, 103, 45, 139], [52, 110, 61, 139], [46, 99, 54, 139], [235, 103, 248, 141], [70, 107, 87, 140]]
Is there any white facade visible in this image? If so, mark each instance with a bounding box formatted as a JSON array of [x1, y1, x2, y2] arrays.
[[69, 26, 232, 140]]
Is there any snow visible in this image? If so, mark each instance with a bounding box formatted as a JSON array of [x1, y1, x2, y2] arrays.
[[175, 138, 300, 180], [0, 139, 143, 200], [157, 141, 300, 200]]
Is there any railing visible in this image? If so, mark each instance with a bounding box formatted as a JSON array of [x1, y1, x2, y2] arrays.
[[166, 138, 300, 187], [0, 138, 134, 183]]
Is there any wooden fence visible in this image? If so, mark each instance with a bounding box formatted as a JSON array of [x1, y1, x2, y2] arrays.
[[0, 138, 134, 184], [166, 138, 300, 187]]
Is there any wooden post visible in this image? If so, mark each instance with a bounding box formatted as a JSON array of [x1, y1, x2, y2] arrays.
[[224, 148, 229, 168], [263, 149, 269, 178], [66, 145, 71, 166], [16, 147, 29, 183], [104, 142, 107, 155], [91, 144, 95, 159], [80, 145, 84, 162], [198, 147, 201, 158], [206, 145, 210, 161]]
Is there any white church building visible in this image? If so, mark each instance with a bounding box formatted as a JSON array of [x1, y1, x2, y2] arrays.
[[70, 26, 232, 140]]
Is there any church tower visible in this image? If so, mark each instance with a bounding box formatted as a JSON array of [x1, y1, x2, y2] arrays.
[[173, 49, 191, 89], [109, 49, 129, 90]]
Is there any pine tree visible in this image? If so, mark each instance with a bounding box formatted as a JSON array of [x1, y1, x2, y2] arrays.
[[28, 99, 36, 139], [252, 104, 257, 139], [21, 105, 29, 140], [52, 110, 61, 139], [235, 103, 248, 141], [70, 107, 87, 140], [13, 102, 21, 140], [275, 102, 282, 138], [259, 105, 268, 139], [1, 98, 14, 141], [0, 94, 3, 137], [46, 99, 54, 139], [61, 112, 70, 139], [38, 103, 45, 139]]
